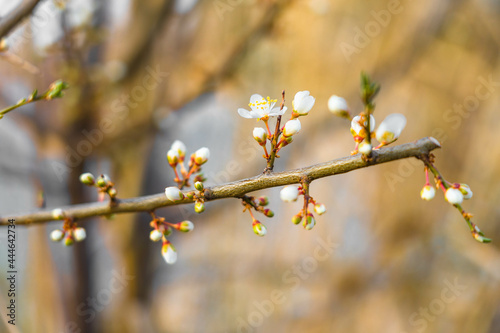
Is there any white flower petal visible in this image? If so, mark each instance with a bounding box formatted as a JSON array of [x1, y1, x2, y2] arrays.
[[249, 94, 263, 104], [293, 91, 315, 115], [375, 113, 407, 143], [238, 108, 254, 119]]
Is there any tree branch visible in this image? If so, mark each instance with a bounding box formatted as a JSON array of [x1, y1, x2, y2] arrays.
[[0, 137, 441, 226], [0, 0, 42, 39]]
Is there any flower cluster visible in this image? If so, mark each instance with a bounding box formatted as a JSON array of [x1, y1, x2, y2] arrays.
[[150, 140, 211, 264], [280, 182, 326, 230], [167, 140, 208, 188], [328, 74, 407, 155], [49, 209, 86, 246], [148, 212, 194, 264], [419, 157, 490, 243], [239, 91, 315, 170], [80, 172, 118, 202], [240, 195, 275, 236]]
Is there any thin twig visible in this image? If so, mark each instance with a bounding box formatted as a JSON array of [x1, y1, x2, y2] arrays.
[[0, 0, 43, 39], [0, 137, 441, 225]]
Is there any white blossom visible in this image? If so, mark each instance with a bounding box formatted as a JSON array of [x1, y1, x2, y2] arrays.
[[194, 147, 210, 165], [314, 203, 326, 215], [253, 127, 267, 143], [50, 229, 64, 242], [165, 186, 184, 201], [445, 188, 464, 205], [167, 149, 179, 165], [162, 242, 177, 264], [459, 184, 473, 199], [292, 91, 315, 115], [358, 141, 372, 155], [51, 208, 64, 220], [74, 228, 86, 242], [283, 119, 301, 137], [238, 94, 287, 119], [280, 185, 300, 202], [171, 140, 186, 157], [327, 95, 349, 117], [253, 222, 267, 237], [179, 221, 194, 232], [150, 229, 163, 242], [351, 115, 375, 135], [79, 172, 95, 185], [420, 185, 436, 201], [375, 113, 407, 144]]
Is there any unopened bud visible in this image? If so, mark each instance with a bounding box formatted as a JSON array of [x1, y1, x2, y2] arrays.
[[194, 202, 205, 213], [167, 149, 180, 166], [50, 229, 64, 242], [63, 235, 74, 246], [283, 119, 301, 137], [171, 140, 186, 159], [74, 228, 86, 242], [162, 241, 177, 264], [258, 196, 269, 206], [292, 213, 303, 225], [194, 181, 204, 191], [177, 220, 194, 232], [194, 174, 207, 183], [253, 127, 268, 144], [328, 95, 350, 118], [51, 208, 65, 220], [445, 187, 464, 205], [252, 221, 267, 237], [459, 184, 473, 199], [165, 186, 184, 201], [358, 141, 372, 155], [304, 214, 316, 230], [314, 203, 326, 215], [420, 185, 435, 201], [107, 188, 117, 198], [46, 80, 69, 100], [263, 209, 274, 217], [280, 185, 300, 202], [79, 172, 95, 185], [150, 229, 163, 242], [194, 147, 210, 165], [96, 174, 111, 188]]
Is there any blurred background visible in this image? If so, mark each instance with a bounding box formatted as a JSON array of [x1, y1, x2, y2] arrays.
[[0, 0, 499, 332]]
